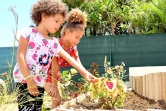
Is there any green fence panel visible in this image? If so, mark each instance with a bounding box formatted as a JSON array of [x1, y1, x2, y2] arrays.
[[78, 35, 110, 75], [63, 33, 166, 82]]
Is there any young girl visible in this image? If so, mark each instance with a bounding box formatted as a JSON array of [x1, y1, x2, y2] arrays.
[[13, 1, 96, 111], [44, 8, 97, 109]]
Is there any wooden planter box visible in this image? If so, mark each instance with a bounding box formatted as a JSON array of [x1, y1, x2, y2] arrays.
[[129, 66, 166, 102], [52, 91, 166, 111], [52, 66, 166, 111]]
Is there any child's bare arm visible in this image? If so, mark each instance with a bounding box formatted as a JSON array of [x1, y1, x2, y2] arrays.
[[17, 36, 31, 80], [52, 57, 59, 85], [58, 49, 97, 82], [76, 51, 83, 65], [76, 51, 99, 82], [17, 36, 39, 96], [48, 57, 60, 98]]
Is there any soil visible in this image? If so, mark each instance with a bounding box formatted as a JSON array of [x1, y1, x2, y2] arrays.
[[69, 90, 166, 111]]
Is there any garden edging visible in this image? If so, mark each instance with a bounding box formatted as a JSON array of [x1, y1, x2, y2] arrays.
[[52, 89, 166, 111]]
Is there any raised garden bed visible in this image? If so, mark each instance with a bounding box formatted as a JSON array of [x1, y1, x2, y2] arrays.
[[54, 89, 166, 111]]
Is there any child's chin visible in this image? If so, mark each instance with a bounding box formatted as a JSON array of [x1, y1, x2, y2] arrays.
[[49, 32, 54, 34], [49, 30, 56, 34], [71, 44, 76, 47]]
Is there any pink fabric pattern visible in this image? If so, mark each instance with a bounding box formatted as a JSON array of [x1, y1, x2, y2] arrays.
[[13, 27, 62, 87]]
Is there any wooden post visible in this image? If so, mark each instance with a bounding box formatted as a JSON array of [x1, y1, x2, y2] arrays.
[[129, 66, 166, 102]]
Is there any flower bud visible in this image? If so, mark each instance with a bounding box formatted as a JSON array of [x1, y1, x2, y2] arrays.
[[70, 68, 78, 75]]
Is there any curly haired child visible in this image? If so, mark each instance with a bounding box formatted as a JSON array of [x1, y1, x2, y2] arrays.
[[13, 0, 98, 111], [13, 1, 68, 110], [44, 8, 98, 110]]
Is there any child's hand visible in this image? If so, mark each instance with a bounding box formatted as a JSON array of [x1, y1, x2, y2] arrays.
[[84, 73, 97, 83], [48, 85, 59, 98], [86, 73, 104, 83], [52, 91, 62, 107], [91, 77, 105, 83], [26, 78, 39, 96], [52, 91, 62, 102]]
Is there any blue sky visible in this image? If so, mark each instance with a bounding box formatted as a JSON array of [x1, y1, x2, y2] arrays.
[[0, 0, 36, 47]]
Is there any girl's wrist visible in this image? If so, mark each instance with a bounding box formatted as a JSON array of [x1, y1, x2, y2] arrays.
[[24, 75, 33, 81], [86, 71, 91, 76], [52, 77, 59, 84], [52, 84, 58, 88]]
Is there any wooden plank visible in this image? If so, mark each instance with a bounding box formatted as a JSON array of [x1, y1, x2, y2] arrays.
[[143, 75, 146, 97], [152, 73, 157, 101], [146, 74, 150, 99], [137, 76, 140, 95], [149, 73, 153, 100], [140, 76, 143, 96], [161, 73, 166, 102], [158, 72, 162, 100], [129, 76, 133, 89], [133, 76, 136, 91], [145, 74, 148, 98]]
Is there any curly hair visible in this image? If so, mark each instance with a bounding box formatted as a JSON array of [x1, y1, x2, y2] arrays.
[[31, 0, 68, 26], [61, 8, 87, 36]]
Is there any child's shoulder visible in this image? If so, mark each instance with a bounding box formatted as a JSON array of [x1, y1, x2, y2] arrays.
[[52, 37, 59, 42], [21, 26, 34, 31], [19, 27, 35, 34], [17, 27, 37, 41]]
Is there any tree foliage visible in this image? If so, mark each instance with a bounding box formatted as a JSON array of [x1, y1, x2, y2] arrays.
[[62, 0, 166, 36]]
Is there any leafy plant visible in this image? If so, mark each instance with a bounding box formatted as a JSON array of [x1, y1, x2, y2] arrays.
[[60, 68, 81, 100], [62, 0, 84, 10], [139, 0, 166, 33], [6, 6, 18, 93], [88, 62, 99, 77], [62, 0, 166, 36], [89, 57, 127, 109], [0, 6, 18, 110], [77, 78, 89, 94], [60, 68, 90, 101]]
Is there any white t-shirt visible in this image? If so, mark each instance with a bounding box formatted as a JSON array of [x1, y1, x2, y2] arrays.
[[13, 27, 62, 87]]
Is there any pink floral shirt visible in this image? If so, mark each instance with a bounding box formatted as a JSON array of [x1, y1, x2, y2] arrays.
[[13, 27, 62, 87]]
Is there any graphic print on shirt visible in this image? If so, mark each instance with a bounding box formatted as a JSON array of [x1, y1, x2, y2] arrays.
[[30, 42, 53, 79], [13, 27, 61, 85], [29, 64, 36, 75]]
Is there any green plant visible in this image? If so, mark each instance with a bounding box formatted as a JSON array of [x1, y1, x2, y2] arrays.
[[6, 6, 18, 93], [89, 57, 127, 109], [139, 0, 166, 33], [77, 77, 90, 94], [60, 68, 80, 100], [60, 68, 91, 101], [88, 62, 99, 77], [0, 6, 18, 110], [103, 56, 127, 80]]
